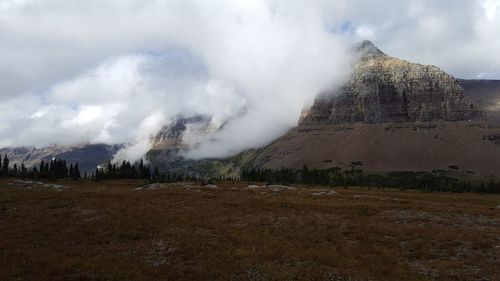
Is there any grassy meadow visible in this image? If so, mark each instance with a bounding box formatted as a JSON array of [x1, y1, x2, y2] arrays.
[[1, 179, 499, 281]]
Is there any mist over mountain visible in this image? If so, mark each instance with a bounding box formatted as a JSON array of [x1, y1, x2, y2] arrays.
[[249, 42, 500, 177], [3, 3, 500, 280], [0, 0, 499, 165]]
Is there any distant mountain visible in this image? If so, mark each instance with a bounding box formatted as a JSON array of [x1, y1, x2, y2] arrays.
[[459, 79, 500, 126], [247, 41, 500, 177], [3, 41, 500, 179], [0, 144, 123, 173], [147, 116, 234, 177], [151, 115, 215, 151], [0, 114, 224, 176]]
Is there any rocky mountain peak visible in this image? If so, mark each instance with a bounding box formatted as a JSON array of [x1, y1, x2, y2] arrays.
[[354, 40, 386, 57], [300, 43, 485, 125]]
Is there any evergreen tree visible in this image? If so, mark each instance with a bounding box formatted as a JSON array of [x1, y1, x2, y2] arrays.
[[153, 166, 160, 180], [94, 168, 101, 182], [139, 159, 144, 178], [39, 160, 45, 176], [74, 163, 81, 179], [2, 154, 9, 175], [20, 163, 27, 177]]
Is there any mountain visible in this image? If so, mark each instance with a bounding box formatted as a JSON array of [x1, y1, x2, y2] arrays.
[[0, 115, 224, 176], [0, 144, 123, 173], [151, 115, 217, 151], [143, 115, 223, 176], [459, 79, 500, 126], [248, 41, 500, 177], [301, 41, 485, 125], [2, 41, 500, 178]]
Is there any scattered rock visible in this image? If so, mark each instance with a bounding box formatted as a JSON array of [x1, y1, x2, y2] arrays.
[[245, 184, 296, 192], [312, 190, 337, 196], [5, 180, 70, 190], [50, 185, 67, 190], [135, 183, 163, 191], [268, 185, 296, 191], [135, 182, 218, 191]]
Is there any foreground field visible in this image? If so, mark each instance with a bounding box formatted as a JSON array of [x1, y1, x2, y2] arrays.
[[1, 179, 499, 281]]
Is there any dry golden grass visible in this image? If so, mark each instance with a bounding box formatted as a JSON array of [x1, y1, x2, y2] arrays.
[[1, 178, 499, 281]]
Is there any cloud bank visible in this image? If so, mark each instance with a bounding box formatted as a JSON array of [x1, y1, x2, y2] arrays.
[[0, 0, 499, 161]]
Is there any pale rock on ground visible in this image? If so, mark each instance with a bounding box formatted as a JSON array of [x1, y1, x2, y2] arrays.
[[6, 179, 70, 190]]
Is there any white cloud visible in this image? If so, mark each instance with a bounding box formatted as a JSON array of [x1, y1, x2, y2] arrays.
[[0, 0, 499, 161], [356, 25, 376, 40], [483, 0, 499, 20]]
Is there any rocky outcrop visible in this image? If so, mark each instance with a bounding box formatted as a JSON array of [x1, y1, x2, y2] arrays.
[[147, 115, 232, 176], [246, 41, 500, 177], [301, 41, 485, 125], [152, 116, 213, 150], [144, 42, 500, 178]]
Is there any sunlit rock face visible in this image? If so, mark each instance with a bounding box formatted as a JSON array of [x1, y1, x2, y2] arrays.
[[301, 41, 485, 125], [152, 116, 214, 150], [246, 41, 500, 177]]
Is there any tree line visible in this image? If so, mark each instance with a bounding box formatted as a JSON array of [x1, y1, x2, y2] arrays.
[[0, 154, 81, 180], [93, 159, 204, 183], [94, 159, 152, 180], [0, 154, 203, 183], [2, 152, 499, 193], [240, 163, 500, 194]]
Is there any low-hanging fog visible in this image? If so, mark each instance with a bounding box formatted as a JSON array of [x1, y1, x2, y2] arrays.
[[0, 0, 499, 161]]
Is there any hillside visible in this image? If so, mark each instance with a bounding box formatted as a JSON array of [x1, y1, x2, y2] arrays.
[[249, 41, 500, 177], [460, 79, 500, 126]]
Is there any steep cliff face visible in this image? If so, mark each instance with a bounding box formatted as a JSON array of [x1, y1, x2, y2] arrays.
[[249, 41, 500, 177], [301, 41, 484, 125], [147, 116, 229, 176], [152, 116, 213, 150]]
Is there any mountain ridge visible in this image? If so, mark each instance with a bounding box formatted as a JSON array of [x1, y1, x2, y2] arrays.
[[246, 42, 500, 177], [2, 42, 500, 178]]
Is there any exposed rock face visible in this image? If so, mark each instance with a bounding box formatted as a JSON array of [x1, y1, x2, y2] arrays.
[[247, 41, 500, 177], [147, 115, 230, 176], [152, 116, 213, 150], [301, 41, 484, 125]]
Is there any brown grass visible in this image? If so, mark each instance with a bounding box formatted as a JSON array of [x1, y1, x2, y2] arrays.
[[1, 178, 499, 281]]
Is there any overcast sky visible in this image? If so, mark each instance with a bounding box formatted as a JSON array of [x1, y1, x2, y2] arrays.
[[0, 0, 499, 160]]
